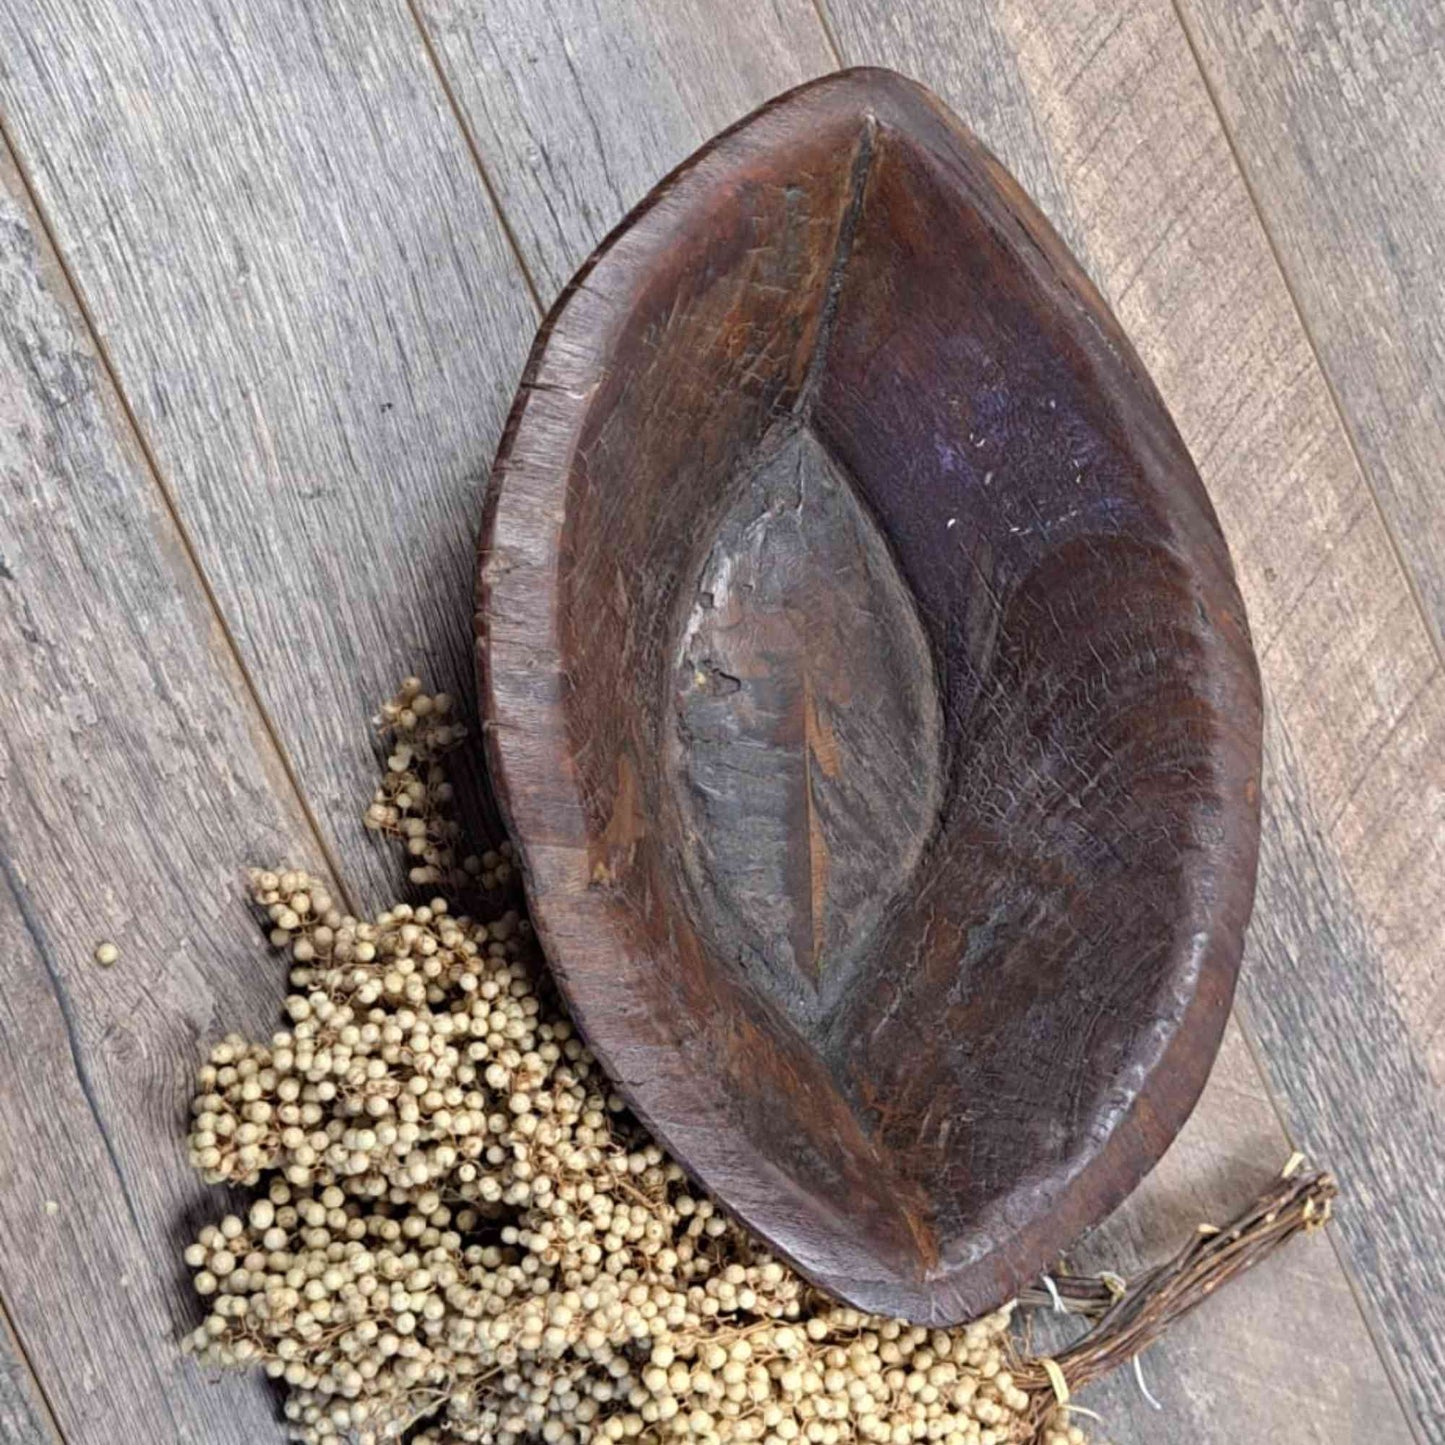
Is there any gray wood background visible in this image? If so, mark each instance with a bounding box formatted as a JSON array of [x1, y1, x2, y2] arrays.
[[0, 2, 1439, 1442]]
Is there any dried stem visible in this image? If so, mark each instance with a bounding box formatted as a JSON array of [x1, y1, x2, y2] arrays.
[[1012, 1162, 1338, 1438]]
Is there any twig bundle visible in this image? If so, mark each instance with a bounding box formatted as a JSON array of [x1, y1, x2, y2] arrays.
[[1012, 1165, 1337, 1441]]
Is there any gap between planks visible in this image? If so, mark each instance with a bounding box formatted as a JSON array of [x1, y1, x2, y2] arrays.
[[403, 0, 546, 317], [1166, 0, 1445, 677], [807, 0, 846, 65], [1163, 2, 1441, 1430], [0, 1293, 64, 1445], [0, 112, 356, 919]]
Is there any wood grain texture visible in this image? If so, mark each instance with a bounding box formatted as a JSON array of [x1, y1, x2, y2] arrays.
[[1243, 690, 1445, 1434], [819, 0, 1440, 1435], [0, 0, 1431, 1432], [1176, 0, 1445, 653], [412, 0, 834, 297], [0, 141, 330, 1445], [0, 0, 540, 910], [0, 1305, 59, 1445], [1176, 0, 1445, 1091], [480, 69, 1264, 1323]]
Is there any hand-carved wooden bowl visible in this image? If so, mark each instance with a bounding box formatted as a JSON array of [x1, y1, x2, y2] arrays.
[[476, 68, 1263, 1323]]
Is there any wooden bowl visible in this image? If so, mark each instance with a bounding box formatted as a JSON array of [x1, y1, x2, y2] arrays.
[[476, 68, 1262, 1323]]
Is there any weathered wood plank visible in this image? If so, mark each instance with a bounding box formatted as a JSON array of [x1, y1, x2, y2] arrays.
[[412, 0, 833, 297], [819, 0, 1438, 1436], [0, 1304, 59, 1445], [1245, 688, 1445, 1427], [0, 0, 540, 910], [1176, 0, 1445, 652], [1176, 0, 1445, 1085], [0, 138, 330, 1445]]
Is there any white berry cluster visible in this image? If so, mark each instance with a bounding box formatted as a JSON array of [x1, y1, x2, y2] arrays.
[[182, 683, 1080, 1445], [363, 677, 515, 893], [184, 879, 533, 1193]]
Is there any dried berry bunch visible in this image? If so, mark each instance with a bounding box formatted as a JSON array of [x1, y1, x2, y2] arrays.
[[182, 868, 1046, 1445], [181, 679, 1334, 1445], [180, 680, 1057, 1445], [362, 677, 514, 894]]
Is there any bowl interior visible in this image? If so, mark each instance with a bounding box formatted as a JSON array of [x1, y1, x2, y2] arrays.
[[482, 70, 1261, 1320]]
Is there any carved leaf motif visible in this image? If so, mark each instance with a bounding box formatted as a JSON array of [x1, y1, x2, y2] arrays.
[[669, 427, 944, 1018]]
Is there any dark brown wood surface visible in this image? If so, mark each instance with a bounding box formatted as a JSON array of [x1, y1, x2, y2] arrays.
[[480, 69, 1264, 1325], [0, 0, 1436, 1439]]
